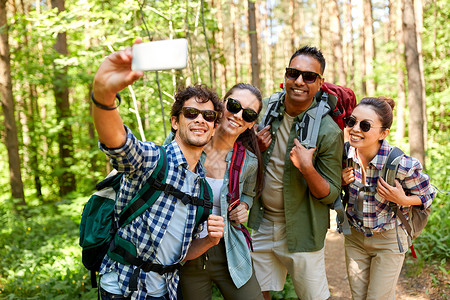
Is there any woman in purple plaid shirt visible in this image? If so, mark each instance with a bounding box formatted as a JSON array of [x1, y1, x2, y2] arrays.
[[341, 96, 435, 300]]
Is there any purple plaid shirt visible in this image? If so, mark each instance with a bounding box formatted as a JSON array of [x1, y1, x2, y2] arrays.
[[98, 126, 204, 299], [345, 140, 435, 233]]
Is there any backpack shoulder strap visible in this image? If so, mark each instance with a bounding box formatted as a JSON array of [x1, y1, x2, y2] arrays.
[[226, 141, 254, 250], [297, 92, 332, 149], [117, 146, 168, 227], [344, 142, 356, 170], [257, 91, 285, 131], [381, 146, 411, 250], [96, 170, 123, 192], [382, 147, 405, 186], [227, 141, 247, 204], [195, 177, 213, 226]]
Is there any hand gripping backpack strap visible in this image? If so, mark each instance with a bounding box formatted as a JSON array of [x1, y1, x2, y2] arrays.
[[382, 147, 409, 252], [227, 141, 253, 251]]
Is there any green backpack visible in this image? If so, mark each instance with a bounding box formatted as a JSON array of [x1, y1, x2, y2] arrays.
[[79, 146, 212, 287]]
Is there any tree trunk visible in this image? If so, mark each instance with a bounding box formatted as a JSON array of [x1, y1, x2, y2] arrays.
[[215, 0, 227, 96], [51, 0, 76, 195], [185, 0, 196, 85], [344, 0, 354, 87], [359, 1, 367, 95], [210, 29, 218, 91], [363, 0, 376, 94], [244, 1, 251, 83], [395, 0, 406, 141], [330, 0, 346, 85], [200, 0, 213, 87], [20, 0, 43, 199], [414, 0, 427, 150], [0, 0, 26, 204], [317, 0, 324, 50], [403, 0, 425, 166], [262, 0, 273, 94], [231, 0, 240, 82], [248, 0, 260, 89], [289, 0, 295, 53]]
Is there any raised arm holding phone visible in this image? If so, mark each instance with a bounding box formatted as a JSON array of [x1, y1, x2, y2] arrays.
[[91, 40, 224, 300]]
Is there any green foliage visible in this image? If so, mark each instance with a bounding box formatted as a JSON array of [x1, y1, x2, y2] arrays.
[[0, 0, 449, 298], [410, 139, 450, 261], [271, 274, 297, 300], [0, 197, 95, 299]]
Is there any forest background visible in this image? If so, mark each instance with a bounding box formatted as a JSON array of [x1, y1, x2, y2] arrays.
[[0, 0, 448, 298]]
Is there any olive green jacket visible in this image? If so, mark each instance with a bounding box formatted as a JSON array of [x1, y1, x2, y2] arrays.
[[248, 93, 343, 252]]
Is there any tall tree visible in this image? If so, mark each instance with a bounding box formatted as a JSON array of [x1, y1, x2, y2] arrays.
[[330, 0, 346, 85], [248, 0, 260, 89], [213, 0, 227, 95], [230, 0, 240, 82], [403, 0, 425, 166], [19, 0, 43, 199], [51, 0, 76, 195], [289, 0, 295, 53], [0, 0, 25, 204], [363, 0, 376, 94], [317, 0, 324, 50], [262, 0, 274, 95], [359, 1, 367, 95], [395, 0, 406, 141], [414, 0, 427, 149], [344, 0, 354, 87]]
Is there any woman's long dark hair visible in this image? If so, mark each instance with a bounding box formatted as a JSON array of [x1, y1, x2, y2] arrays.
[[224, 83, 264, 198]]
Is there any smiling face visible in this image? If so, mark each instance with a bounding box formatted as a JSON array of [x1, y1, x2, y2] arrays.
[[219, 89, 261, 138], [171, 97, 217, 148], [346, 105, 390, 151], [284, 55, 324, 116]]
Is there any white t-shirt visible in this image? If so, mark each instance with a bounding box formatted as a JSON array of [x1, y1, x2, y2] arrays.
[[198, 177, 223, 238]]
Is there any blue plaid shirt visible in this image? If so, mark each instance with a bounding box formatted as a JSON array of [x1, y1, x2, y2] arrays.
[[99, 126, 205, 299], [345, 140, 435, 233]]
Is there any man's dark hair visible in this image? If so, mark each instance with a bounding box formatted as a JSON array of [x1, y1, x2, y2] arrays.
[[171, 84, 223, 132], [289, 46, 326, 74]]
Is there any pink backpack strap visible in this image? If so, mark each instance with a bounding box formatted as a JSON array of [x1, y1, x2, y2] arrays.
[[227, 141, 246, 203], [227, 141, 253, 251]]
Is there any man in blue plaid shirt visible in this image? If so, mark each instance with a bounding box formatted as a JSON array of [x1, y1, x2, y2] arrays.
[[91, 41, 225, 299]]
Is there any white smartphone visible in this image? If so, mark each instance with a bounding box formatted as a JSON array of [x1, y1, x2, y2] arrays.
[[132, 39, 188, 71]]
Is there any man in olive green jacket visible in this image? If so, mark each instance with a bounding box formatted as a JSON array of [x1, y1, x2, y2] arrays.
[[248, 46, 343, 300]]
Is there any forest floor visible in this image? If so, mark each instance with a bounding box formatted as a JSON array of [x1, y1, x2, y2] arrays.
[[325, 211, 449, 300]]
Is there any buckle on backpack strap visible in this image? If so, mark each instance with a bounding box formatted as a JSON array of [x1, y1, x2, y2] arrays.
[[181, 195, 191, 205], [190, 197, 213, 209], [152, 179, 164, 190], [140, 262, 180, 275]]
